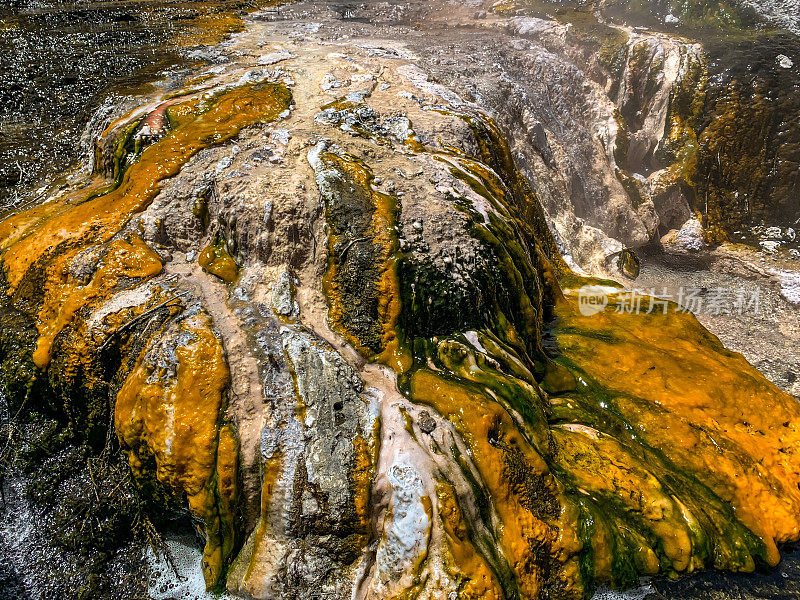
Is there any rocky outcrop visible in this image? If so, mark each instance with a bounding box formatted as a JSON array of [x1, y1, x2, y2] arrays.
[[661, 217, 705, 255], [2, 18, 800, 600], [491, 0, 800, 247]]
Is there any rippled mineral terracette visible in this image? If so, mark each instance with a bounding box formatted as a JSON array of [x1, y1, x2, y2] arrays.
[[0, 76, 291, 594], [552, 285, 800, 580], [318, 107, 800, 597], [1, 82, 291, 367]]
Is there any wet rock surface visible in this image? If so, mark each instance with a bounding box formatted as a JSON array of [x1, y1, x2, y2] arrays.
[[0, 0, 282, 209], [0, 2, 799, 600]]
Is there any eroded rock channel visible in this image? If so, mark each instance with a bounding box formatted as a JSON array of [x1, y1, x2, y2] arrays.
[[1, 2, 799, 600]]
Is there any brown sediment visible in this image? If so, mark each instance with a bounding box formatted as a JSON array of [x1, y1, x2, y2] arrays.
[[352, 430, 379, 534], [216, 423, 240, 566], [242, 450, 282, 585], [173, 1, 291, 48], [177, 13, 247, 48]]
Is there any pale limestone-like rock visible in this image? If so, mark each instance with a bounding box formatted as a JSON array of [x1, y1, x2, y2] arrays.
[[775, 270, 800, 305], [373, 460, 430, 585], [258, 50, 294, 66], [661, 218, 705, 254], [764, 226, 784, 240]]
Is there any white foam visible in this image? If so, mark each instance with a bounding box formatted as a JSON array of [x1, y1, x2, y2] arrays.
[[147, 534, 235, 600], [771, 269, 800, 305], [592, 583, 655, 600]]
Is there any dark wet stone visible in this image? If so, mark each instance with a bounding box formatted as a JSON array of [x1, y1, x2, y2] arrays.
[[418, 410, 436, 434], [645, 546, 800, 599], [617, 248, 641, 279]]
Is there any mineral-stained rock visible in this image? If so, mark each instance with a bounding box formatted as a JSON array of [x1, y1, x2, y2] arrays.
[[199, 237, 239, 283], [661, 217, 706, 255], [1, 26, 800, 600], [420, 0, 800, 261], [115, 306, 237, 585], [227, 324, 378, 599]]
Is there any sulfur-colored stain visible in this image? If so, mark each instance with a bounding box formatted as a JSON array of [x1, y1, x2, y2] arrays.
[[409, 368, 559, 599], [398, 405, 418, 440], [315, 117, 577, 598], [176, 13, 246, 47], [153, 0, 293, 49], [0, 80, 289, 398], [436, 481, 505, 600], [315, 101, 800, 598], [553, 290, 800, 570], [616, 248, 640, 279], [31, 235, 162, 369], [0, 82, 291, 296], [662, 114, 700, 188], [115, 312, 235, 586], [352, 431, 378, 533], [552, 426, 692, 574], [199, 239, 239, 283], [171, 1, 292, 49], [398, 273, 800, 595], [165, 96, 204, 129], [215, 424, 240, 571], [399, 281, 800, 596]]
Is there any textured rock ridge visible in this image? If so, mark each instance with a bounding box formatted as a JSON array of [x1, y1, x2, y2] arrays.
[[487, 0, 800, 247], [1, 14, 800, 600]]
